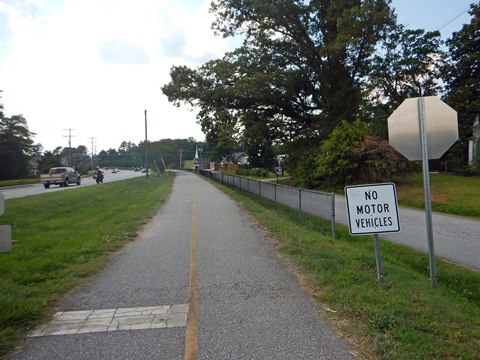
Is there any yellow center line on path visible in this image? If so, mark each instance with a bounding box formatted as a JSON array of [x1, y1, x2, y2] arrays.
[[184, 202, 198, 360]]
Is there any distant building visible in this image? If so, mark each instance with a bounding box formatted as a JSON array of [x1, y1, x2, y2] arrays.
[[218, 152, 249, 166], [468, 115, 480, 165], [232, 152, 249, 165], [193, 145, 211, 170]]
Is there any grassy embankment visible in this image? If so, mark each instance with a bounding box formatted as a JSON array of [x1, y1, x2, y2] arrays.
[[0, 175, 174, 358], [213, 173, 480, 359]]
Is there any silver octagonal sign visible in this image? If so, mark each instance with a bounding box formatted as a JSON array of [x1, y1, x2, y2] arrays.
[[388, 96, 458, 160]]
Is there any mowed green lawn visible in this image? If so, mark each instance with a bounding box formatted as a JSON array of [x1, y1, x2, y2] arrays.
[[0, 175, 174, 358], [395, 173, 480, 218]]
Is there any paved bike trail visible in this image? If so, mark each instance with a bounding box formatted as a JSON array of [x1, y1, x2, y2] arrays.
[[11, 171, 353, 359]]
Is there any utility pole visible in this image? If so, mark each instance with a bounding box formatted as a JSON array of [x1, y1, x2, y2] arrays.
[[179, 149, 183, 169], [144, 109, 149, 178], [63, 128, 76, 167], [88, 137, 97, 171]]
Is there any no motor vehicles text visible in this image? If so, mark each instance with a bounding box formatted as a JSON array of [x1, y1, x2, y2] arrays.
[[345, 184, 400, 235], [355, 217, 393, 228], [356, 203, 390, 215]]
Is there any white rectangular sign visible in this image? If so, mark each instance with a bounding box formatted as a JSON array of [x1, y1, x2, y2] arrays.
[[345, 183, 400, 235]]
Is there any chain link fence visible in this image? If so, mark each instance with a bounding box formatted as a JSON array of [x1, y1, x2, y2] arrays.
[[199, 170, 336, 238]]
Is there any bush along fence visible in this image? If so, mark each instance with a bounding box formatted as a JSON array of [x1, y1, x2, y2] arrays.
[[199, 170, 336, 238]]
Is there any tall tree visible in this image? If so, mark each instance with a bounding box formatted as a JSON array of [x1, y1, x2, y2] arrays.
[[37, 147, 63, 173], [118, 141, 137, 154], [442, 2, 480, 166], [241, 111, 276, 168], [209, 0, 394, 126], [365, 26, 444, 138], [162, 0, 395, 169], [0, 113, 36, 179]]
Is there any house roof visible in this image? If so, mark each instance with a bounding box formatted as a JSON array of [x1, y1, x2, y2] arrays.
[[233, 152, 248, 159]]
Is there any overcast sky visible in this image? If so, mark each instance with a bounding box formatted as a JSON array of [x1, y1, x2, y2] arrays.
[[0, 0, 475, 153]]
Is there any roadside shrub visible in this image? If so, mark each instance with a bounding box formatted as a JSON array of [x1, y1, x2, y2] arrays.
[[316, 119, 369, 187], [295, 119, 410, 188], [456, 159, 480, 176], [294, 149, 322, 188], [351, 135, 408, 183], [76, 163, 93, 175]]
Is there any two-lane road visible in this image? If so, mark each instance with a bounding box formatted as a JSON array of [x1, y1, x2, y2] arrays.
[[335, 195, 480, 270], [1, 170, 145, 200]]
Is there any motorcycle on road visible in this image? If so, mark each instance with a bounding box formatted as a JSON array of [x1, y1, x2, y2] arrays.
[[93, 170, 104, 184]]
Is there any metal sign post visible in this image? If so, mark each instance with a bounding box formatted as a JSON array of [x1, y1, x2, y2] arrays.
[[388, 96, 458, 288], [418, 98, 437, 287], [373, 234, 384, 283]]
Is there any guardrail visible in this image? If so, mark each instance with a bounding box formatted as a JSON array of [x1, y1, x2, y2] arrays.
[[199, 170, 336, 238]]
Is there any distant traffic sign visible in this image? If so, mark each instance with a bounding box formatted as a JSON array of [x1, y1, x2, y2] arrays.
[[345, 183, 400, 235]]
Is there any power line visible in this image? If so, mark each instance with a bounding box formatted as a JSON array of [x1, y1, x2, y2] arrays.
[[436, 7, 470, 31], [88, 137, 97, 171], [63, 128, 76, 167]]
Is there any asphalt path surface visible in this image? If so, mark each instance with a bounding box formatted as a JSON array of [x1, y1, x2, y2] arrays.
[[11, 171, 353, 360], [1, 170, 145, 200], [335, 195, 480, 270]]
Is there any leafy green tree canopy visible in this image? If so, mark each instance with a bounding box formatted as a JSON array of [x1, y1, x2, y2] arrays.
[[37, 147, 63, 173], [0, 106, 36, 179], [442, 2, 480, 163], [162, 0, 395, 163], [365, 26, 444, 138]]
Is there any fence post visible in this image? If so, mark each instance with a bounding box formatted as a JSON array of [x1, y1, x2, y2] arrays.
[[331, 192, 336, 238], [299, 189, 302, 212]]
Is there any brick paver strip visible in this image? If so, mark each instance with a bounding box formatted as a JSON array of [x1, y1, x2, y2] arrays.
[[29, 304, 189, 337]]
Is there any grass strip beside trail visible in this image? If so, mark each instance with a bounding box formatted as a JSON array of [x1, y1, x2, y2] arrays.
[[0, 175, 174, 358], [218, 183, 480, 360], [0, 179, 39, 188]]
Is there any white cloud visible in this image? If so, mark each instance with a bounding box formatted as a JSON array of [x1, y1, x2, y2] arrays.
[[98, 38, 150, 64], [0, 0, 234, 152]]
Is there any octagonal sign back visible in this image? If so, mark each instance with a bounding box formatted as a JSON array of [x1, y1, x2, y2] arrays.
[[388, 96, 458, 160]]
